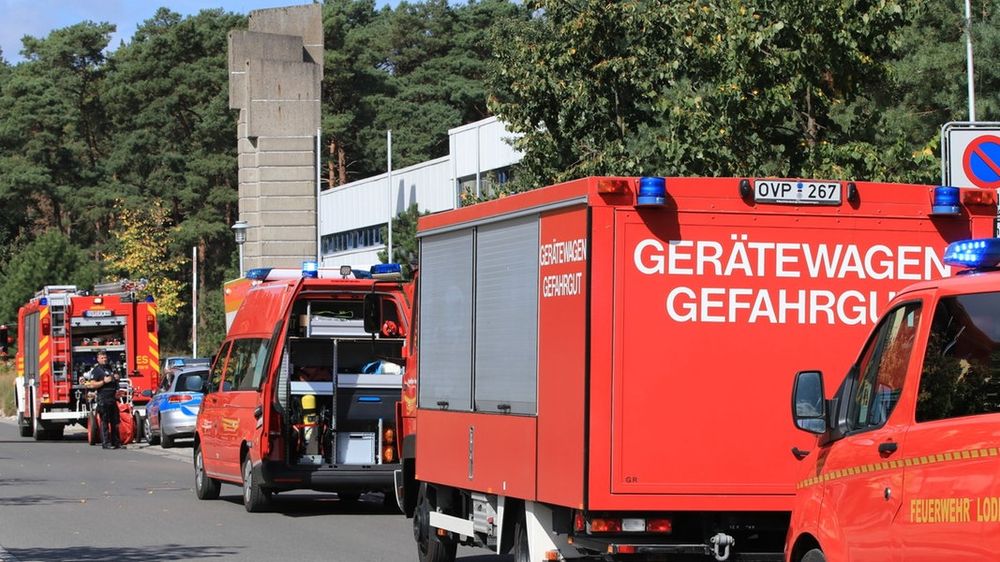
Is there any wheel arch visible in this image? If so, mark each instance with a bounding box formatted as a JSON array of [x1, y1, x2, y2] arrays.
[[790, 532, 823, 562]]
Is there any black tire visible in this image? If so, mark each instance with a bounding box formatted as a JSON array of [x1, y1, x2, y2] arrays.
[[194, 445, 221, 500], [414, 483, 456, 562], [242, 455, 271, 513], [802, 549, 826, 562], [133, 412, 145, 443], [32, 415, 47, 441], [512, 514, 529, 562], [17, 413, 31, 438], [160, 420, 174, 449], [147, 417, 160, 445], [87, 412, 99, 446]]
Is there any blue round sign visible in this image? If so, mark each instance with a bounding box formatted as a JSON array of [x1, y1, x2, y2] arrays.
[[963, 135, 1000, 189]]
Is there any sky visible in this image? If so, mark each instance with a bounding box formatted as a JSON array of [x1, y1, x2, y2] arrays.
[[0, 1, 397, 63]]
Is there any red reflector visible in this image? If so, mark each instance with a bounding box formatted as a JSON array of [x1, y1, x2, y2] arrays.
[[168, 394, 192, 403], [590, 518, 622, 532], [596, 179, 629, 194], [41, 318, 51, 336], [574, 512, 585, 532], [963, 189, 998, 206], [147, 317, 156, 332], [617, 545, 637, 554], [647, 518, 672, 533]]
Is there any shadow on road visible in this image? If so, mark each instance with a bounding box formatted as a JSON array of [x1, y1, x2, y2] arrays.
[[216, 492, 405, 518], [0, 494, 85, 506], [458, 556, 514, 562], [6, 544, 242, 561], [0, 477, 46, 487]]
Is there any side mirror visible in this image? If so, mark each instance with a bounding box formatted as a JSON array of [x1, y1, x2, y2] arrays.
[[792, 370, 827, 434], [184, 375, 204, 393], [363, 293, 381, 334]]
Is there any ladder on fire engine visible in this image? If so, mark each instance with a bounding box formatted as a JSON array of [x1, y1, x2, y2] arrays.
[[40, 287, 74, 382]]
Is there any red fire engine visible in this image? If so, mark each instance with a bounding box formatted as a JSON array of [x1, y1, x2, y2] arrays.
[[14, 281, 159, 440], [398, 177, 996, 561]]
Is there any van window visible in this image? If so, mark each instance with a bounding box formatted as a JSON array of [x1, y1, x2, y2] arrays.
[[917, 292, 1000, 422], [208, 342, 232, 393], [847, 302, 922, 432], [229, 338, 271, 391]]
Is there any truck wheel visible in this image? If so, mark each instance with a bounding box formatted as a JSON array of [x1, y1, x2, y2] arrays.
[[32, 416, 47, 441], [242, 456, 271, 513], [414, 483, 456, 562], [133, 412, 145, 443], [87, 412, 99, 446], [802, 549, 826, 562], [17, 413, 31, 438], [194, 445, 221, 500]]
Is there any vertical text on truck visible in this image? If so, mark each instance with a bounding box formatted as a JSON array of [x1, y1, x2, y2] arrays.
[[14, 282, 159, 440], [399, 177, 996, 561]]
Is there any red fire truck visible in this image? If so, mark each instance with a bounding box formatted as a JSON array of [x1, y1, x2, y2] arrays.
[[14, 281, 160, 440], [398, 177, 996, 561]]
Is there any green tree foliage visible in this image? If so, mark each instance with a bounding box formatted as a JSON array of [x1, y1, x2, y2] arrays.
[[486, 0, 977, 188], [378, 203, 426, 275], [0, 230, 99, 324]]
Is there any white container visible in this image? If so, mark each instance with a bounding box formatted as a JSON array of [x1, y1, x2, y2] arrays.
[[336, 432, 377, 464]]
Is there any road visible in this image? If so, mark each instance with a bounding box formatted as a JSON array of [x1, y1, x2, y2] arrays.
[[0, 418, 507, 562]]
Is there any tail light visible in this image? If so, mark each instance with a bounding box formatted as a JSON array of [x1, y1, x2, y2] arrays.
[[147, 316, 156, 332], [41, 318, 51, 336], [168, 394, 192, 403], [589, 518, 622, 533], [964, 189, 998, 206], [596, 178, 630, 194], [383, 427, 395, 444], [382, 446, 396, 463], [573, 512, 585, 532], [647, 518, 672, 533]]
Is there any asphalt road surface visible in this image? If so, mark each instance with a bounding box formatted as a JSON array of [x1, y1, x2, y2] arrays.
[[0, 418, 508, 562]]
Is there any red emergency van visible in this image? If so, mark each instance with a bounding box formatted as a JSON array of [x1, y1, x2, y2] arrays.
[[404, 177, 996, 561], [788, 237, 1000, 562], [193, 264, 412, 512]]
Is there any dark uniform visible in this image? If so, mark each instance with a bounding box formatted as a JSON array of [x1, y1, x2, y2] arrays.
[[92, 362, 121, 449]]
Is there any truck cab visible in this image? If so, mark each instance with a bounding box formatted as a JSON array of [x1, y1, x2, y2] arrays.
[[193, 263, 412, 512], [787, 238, 1000, 562]]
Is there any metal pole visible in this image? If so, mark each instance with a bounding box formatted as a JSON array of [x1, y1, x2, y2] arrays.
[[316, 127, 322, 263], [238, 244, 244, 277], [192, 246, 198, 357], [965, 0, 977, 121], [387, 130, 393, 263]]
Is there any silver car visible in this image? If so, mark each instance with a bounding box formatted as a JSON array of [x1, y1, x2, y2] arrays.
[[145, 367, 206, 448]]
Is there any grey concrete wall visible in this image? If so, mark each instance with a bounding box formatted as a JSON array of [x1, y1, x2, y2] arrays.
[[229, 3, 322, 271]]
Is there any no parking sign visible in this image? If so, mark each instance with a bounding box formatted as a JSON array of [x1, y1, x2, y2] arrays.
[[943, 122, 1000, 188]]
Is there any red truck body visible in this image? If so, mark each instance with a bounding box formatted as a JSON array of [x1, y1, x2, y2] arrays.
[[404, 176, 996, 560], [14, 284, 159, 440]]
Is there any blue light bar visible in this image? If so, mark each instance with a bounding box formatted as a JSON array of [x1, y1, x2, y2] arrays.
[[302, 261, 319, 278], [371, 263, 403, 280], [245, 268, 272, 280], [145, 295, 155, 303], [39, 297, 48, 306], [931, 186, 961, 215], [637, 177, 666, 207], [943, 238, 1000, 269]]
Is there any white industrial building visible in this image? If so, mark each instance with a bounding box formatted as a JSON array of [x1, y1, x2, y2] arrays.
[[318, 116, 522, 267]]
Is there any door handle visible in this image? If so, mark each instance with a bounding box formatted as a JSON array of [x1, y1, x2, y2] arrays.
[[791, 447, 811, 460], [253, 405, 263, 420], [878, 441, 898, 456]]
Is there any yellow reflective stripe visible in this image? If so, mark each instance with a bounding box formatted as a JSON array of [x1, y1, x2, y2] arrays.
[[149, 333, 158, 345], [39, 308, 48, 319], [798, 446, 998, 489]]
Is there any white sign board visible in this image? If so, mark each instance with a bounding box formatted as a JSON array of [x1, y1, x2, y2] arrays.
[[943, 122, 1000, 189]]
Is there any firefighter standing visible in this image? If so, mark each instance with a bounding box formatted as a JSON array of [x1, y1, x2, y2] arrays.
[[86, 350, 122, 449]]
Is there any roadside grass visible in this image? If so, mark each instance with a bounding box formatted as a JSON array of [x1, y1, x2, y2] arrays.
[[0, 361, 14, 416]]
